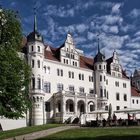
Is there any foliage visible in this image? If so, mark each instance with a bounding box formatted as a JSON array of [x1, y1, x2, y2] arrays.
[[0, 124, 64, 139], [0, 8, 31, 119]]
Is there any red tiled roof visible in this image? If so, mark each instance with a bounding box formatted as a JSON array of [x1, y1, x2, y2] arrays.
[[131, 86, 140, 97], [21, 37, 128, 79], [80, 55, 93, 69]]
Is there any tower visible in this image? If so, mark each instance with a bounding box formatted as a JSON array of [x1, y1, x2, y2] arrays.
[[94, 37, 108, 110], [26, 14, 45, 125]]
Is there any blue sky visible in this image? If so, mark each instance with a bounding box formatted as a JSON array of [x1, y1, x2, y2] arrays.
[[1, 0, 140, 74]]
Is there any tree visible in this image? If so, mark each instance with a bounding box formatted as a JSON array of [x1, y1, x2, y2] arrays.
[[0, 8, 31, 119]]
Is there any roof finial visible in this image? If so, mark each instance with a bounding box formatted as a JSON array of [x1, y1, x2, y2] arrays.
[[33, 6, 37, 32], [97, 33, 100, 53]]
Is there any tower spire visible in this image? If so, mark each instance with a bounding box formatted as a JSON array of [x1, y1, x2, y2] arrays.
[[33, 7, 37, 32], [97, 34, 100, 53]]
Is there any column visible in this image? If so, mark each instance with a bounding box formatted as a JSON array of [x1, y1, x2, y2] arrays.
[[85, 93, 87, 114], [61, 95, 65, 123], [74, 93, 77, 115]]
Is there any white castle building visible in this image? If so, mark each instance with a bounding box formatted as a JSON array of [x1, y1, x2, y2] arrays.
[[1, 16, 140, 130], [24, 16, 140, 126]]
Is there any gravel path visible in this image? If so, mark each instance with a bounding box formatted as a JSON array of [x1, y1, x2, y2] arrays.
[[4, 125, 79, 140]]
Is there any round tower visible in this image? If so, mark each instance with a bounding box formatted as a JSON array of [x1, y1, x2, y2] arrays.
[[27, 14, 45, 125], [94, 38, 108, 110]]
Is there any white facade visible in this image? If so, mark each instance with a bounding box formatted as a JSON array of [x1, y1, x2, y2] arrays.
[[25, 26, 140, 126]]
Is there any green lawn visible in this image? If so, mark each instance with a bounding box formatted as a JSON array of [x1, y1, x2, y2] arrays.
[[0, 123, 64, 139], [38, 127, 140, 140]]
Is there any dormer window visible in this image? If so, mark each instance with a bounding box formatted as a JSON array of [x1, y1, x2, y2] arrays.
[[38, 46, 40, 52]]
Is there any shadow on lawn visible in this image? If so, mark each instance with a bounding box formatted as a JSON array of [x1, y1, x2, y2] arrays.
[[38, 135, 140, 140]]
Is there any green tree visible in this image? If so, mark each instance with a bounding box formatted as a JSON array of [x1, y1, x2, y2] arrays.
[[0, 8, 31, 119]]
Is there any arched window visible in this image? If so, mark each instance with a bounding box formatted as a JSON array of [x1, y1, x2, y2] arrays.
[[31, 46, 33, 51], [32, 77, 35, 89], [32, 59, 34, 68], [37, 77, 41, 89], [37, 60, 40, 68], [38, 46, 40, 52]]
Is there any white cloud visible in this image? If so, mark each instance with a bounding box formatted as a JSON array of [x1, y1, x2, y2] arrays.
[[44, 5, 75, 17], [76, 24, 88, 33], [104, 15, 123, 25], [111, 3, 122, 14], [101, 25, 119, 34], [110, 26, 119, 34], [87, 32, 96, 40], [134, 31, 140, 36], [129, 9, 140, 18]]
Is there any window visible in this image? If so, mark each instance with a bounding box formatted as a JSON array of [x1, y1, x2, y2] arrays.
[[123, 83, 126, 88], [47, 66, 50, 74], [69, 71, 71, 78], [100, 88, 103, 97], [38, 46, 40, 52], [32, 77, 35, 89], [89, 76, 93, 82], [116, 93, 120, 100], [37, 60, 40, 68], [124, 94, 127, 101], [116, 106, 120, 110], [79, 87, 84, 93], [69, 103, 74, 112], [57, 69, 63, 76], [104, 89, 106, 97], [45, 102, 50, 112], [44, 82, 51, 93], [57, 69, 60, 76], [100, 75, 102, 82], [137, 100, 139, 104], [90, 105, 94, 112], [104, 65, 106, 70], [61, 70, 63, 76], [69, 85, 74, 92], [73, 61, 74, 66], [106, 79, 108, 85], [31, 46, 33, 51], [95, 66, 97, 70], [112, 72, 115, 76], [99, 65, 101, 69], [58, 102, 61, 112], [105, 106, 108, 110], [37, 78, 41, 89], [132, 99, 134, 104], [124, 106, 127, 109], [107, 91, 109, 99], [66, 59, 68, 64], [89, 89, 94, 94], [79, 74, 84, 81], [57, 83, 63, 92], [66, 53, 70, 58], [79, 74, 81, 80], [32, 60, 34, 68], [64, 59, 65, 63], [115, 81, 119, 87], [82, 74, 84, 80], [75, 62, 77, 66], [104, 76, 106, 81], [72, 72, 74, 78]]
